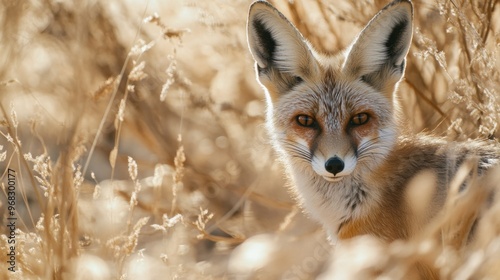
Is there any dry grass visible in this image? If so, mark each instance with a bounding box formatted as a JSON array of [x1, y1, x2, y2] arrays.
[[0, 0, 500, 279]]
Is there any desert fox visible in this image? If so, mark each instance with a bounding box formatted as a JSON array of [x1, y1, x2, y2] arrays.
[[247, 0, 500, 244]]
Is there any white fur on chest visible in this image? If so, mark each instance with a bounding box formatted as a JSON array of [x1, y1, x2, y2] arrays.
[[289, 166, 380, 238]]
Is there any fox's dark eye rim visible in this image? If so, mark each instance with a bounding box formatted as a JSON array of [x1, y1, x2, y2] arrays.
[[296, 114, 316, 127], [350, 113, 370, 126]]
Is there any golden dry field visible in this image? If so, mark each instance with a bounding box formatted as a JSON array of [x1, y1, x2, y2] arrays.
[[1, 0, 500, 279]]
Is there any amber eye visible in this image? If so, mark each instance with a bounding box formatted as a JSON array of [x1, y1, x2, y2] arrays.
[[350, 113, 369, 126], [296, 115, 315, 127]]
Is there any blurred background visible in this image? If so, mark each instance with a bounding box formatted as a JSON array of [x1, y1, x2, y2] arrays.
[[0, 0, 500, 279]]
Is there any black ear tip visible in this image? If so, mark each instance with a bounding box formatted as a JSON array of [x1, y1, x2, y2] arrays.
[[250, 0, 275, 10], [384, 0, 413, 19], [399, 0, 414, 19]]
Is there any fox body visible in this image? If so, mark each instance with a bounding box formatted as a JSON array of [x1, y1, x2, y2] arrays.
[[247, 0, 500, 242]]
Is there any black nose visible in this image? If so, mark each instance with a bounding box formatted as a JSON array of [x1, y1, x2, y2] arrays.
[[325, 156, 344, 175]]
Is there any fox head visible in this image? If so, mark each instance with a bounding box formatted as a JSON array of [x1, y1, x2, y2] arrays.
[[247, 0, 413, 231]]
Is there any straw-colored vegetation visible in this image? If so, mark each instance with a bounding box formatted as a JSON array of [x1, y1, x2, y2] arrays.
[[1, 0, 500, 279]]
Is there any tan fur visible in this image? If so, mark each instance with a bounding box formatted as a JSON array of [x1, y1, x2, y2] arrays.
[[247, 1, 500, 276]]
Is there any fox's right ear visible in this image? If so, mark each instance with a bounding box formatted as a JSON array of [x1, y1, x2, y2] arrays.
[[247, 1, 318, 95]]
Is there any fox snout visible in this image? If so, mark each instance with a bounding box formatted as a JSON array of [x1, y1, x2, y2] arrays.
[[312, 149, 358, 182]]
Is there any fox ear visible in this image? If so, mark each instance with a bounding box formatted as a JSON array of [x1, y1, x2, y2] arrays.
[[247, 1, 318, 94], [343, 0, 413, 92]]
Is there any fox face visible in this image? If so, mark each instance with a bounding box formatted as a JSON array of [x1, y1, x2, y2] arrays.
[[269, 70, 397, 182], [247, 0, 413, 235]]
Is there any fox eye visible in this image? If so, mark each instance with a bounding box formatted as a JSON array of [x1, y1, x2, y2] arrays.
[[296, 115, 315, 127], [350, 113, 369, 126]]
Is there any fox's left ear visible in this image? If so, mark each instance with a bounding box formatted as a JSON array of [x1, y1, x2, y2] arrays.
[[343, 0, 413, 92]]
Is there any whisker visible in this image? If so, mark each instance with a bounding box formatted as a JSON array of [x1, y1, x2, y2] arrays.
[[280, 139, 312, 163], [357, 135, 394, 163]]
